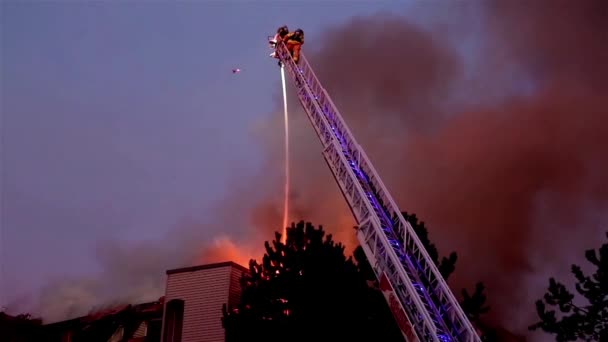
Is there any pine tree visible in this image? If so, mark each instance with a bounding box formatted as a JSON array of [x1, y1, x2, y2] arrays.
[[400, 211, 491, 326], [529, 232, 608, 341], [223, 215, 494, 341], [222, 221, 403, 342]]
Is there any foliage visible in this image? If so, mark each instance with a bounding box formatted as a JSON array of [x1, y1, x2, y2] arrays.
[[223, 213, 495, 341], [400, 211, 458, 281], [222, 221, 403, 342], [400, 211, 491, 326], [0, 311, 44, 342], [529, 232, 608, 341], [461, 282, 491, 323]]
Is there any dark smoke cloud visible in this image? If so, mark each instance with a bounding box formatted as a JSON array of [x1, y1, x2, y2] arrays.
[[481, 0, 608, 92], [252, 0, 608, 337], [400, 88, 608, 330], [313, 14, 464, 133]]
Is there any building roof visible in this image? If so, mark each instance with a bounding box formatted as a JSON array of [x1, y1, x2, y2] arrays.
[[42, 299, 164, 342], [43, 299, 164, 328], [166, 261, 248, 275]]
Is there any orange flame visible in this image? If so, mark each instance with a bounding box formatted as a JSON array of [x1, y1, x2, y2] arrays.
[[198, 236, 258, 268]]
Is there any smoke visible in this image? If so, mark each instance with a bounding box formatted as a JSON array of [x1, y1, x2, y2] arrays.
[[29, 209, 269, 323], [251, 0, 608, 337], [33, 239, 178, 323], [26, 1, 607, 336], [198, 235, 257, 267]]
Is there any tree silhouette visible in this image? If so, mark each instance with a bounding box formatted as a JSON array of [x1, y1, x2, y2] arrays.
[[222, 221, 403, 342], [368, 178, 493, 336], [529, 232, 608, 341], [0, 312, 44, 342], [377, 212, 492, 337], [461, 282, 490, 322], [223, 215, 494, 341]]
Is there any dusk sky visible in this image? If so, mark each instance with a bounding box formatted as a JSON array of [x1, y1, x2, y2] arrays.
[[3, 2, 607, 339], [1, 0, 408, 315]]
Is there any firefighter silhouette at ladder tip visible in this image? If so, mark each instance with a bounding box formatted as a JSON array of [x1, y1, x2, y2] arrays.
[[269, 25, 304, 66]]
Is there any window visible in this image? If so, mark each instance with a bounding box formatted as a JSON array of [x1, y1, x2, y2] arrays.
[[163, 299, 184, 342]]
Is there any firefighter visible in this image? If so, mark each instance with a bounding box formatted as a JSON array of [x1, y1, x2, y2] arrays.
[[284, 28, 304, 64], [270, 25, 289, 46], [277, 25, 289, 40], [270, 25, 290, 59]]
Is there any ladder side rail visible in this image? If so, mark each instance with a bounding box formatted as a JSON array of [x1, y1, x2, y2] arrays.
[[275, 42, 479, 342], [307, 104, 440, 340], [291, 53, 400, 238], [276, 43, 403, 230], [292, 50, 479, 341], [399, 218, 473, 338], [289, 46, 445, 285], [359, 221, 431, 341], [356, 153, 475, 339], [293, 53, 425, 241], [351, 132, 476, 339], [321, 141, 376, 229], [277, 43, 378, 226], [276, 43, 442, 341], [292, 70, 452, 342], [277, 44, 359, 165], [324, 146, 449, 336], [322, 139, 440, 341], [279, 45, 460, 341], [276, 44, 333, 150], [300, 52, 450, 288], [292, 52, 469, 340], [356, 221, 425, 340]]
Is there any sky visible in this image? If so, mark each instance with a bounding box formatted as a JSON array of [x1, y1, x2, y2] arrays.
[[2, 1, 607, 340], [1, 0, 406, 314]]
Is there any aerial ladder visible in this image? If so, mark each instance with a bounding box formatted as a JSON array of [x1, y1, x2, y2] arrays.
[[268, 36, 482, 342]]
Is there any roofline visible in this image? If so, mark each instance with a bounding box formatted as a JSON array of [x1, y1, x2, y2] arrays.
[[166, 261, 249, 275], [42, 299, 164, 327]]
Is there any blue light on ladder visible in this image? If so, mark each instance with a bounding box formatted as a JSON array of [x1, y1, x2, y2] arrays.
[[301, 89, 465, 342]]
